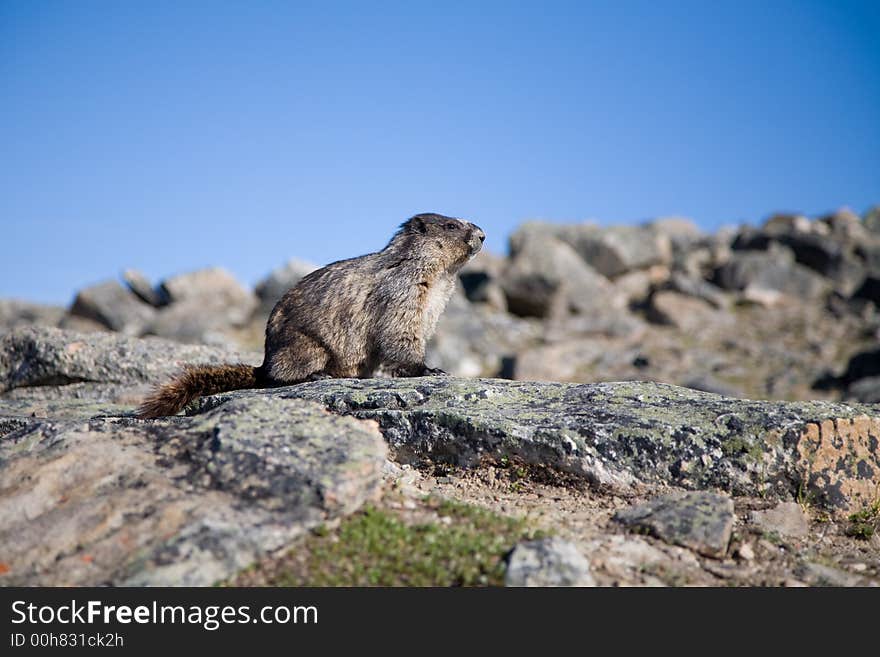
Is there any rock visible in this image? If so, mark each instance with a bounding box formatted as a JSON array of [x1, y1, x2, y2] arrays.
[[505, 538, 595, 586], [795, 562, 867, 587], [838, 347, 880, 387], [819, 208, 867, 243], [646, 291, 726, 331], [613, 266, 670, 305], [501, 232, 622, 318], [0, 299, 64, 333], [67, 279, 156, 335], [733, 214, 867, 295], [56, 314, 109, 334], [254, 258, 317, 315], [553, 224, 673, 278], [160, 267, 251, 306], [459, 251, 508, 311], [740, 286, 785, 308], [612, 491, 735, 558], [508, 340, 607, 382], [199, 377, 880, 514], [664, 272, 728, 309], [852, 275, 880, 305], [584, 534, 674, 585], [714, 249, 829, 300], [543, 310, 646, 340], [0, 395, 386, 585], [123, 269, 165, 307], [847, 376, 880, 404], [736, 542, 755, 561], [649, 217, 703, 245], [682, 375, 745, 398], [0, 326, 258, 396], [750, 502, 809, 538], [145, 267, 259, 343], [761, 213, 813, 238], [426, 290, 541, 377]]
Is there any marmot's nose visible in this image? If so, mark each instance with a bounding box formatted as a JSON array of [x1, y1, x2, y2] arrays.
[[471, 224, 486, 243]]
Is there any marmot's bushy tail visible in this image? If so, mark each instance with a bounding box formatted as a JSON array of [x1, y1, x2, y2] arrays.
[[137, 363, 260, 418]]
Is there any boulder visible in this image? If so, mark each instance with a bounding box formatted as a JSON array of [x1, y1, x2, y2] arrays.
[[123, 269, 166, 307], [67, 279, 156, 335], [613, 492, 735, 558], [649, 216, 703, 245], [505, 538, 595, 587], [749, 502, 809, 538], [554, 224, 673, 278], [0, 326, 259, 396], [507, 340, 607, 382], [459, 250, 508, 311], [732, 213, 867, 295], [0, 299, 64, 333], [645, 291, 725, 331], [426, 289, 541, 377], [198, 377, 880, 514], [852, 275, 880, 305], [714, 249, 829, 300], [847, 376, 880, 404], [664, 272, 728, 309], [254, 258, 317, 315], [501, 232, 622, 318], [148, 267, 259, 343], [0, 395, 386, 585]]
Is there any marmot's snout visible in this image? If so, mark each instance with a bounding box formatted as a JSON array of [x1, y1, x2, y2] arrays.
[[467, 223, 486, 255]]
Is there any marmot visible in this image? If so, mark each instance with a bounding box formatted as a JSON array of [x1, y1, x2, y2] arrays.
[[137, 213, 485, 418]]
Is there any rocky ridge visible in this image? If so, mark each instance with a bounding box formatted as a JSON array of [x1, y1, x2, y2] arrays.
[[2, 206, 879, 586]]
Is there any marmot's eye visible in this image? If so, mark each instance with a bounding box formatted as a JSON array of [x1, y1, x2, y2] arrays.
[[444, 222, 457, 230]]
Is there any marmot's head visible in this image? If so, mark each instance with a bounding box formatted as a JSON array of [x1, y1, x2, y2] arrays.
[[397, 213, 485, 267]]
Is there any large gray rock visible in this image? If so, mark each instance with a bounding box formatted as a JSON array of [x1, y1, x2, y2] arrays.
[[0, 395, 386, 585], [714, 249, 829, 300], [649, 217, 703, 245], [505, 538, 595, 586], [459, 250, 508, 311], [646, 291, 728, 331], [664, 272, 728, 309], [0, 299, 64, 333], [749, 502, 809, 538], [613, 492, 735, 558], [852, 275, 880, 305], [426, 289, 541, 377], [847, 376, 880, 404], [795, 562, 869, 587], [67, 279, 156, 335], [149, 268, 258, 343], [123, 269, 166, 307], [550, 223, 673, 278], [733, 213, 869, 295], [502, 232, 623, 318], [254, 258, 317, 315], [0, 326, 258, 395], [197, 377, 880, 514]]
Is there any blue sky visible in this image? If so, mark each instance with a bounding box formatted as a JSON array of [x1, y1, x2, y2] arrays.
[[2, 1, 879, 304]]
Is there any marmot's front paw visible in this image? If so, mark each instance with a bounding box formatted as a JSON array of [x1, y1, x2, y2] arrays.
[[422, 367, 447, 376]]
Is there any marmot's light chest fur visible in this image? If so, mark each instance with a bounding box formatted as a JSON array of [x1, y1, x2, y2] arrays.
[[138, 213, 485, 418]]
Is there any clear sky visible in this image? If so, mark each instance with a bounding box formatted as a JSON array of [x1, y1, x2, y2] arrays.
[[2, 1, 879, 304]]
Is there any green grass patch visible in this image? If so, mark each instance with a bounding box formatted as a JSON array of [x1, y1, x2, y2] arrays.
[[257, 499, 543, 586], [844, 500, 880, 541]]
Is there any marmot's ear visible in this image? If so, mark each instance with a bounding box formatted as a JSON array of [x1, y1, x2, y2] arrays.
[[407, 215, 428, 234]]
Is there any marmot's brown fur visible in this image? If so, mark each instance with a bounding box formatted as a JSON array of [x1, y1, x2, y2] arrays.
[[137, 213, 485, 418]]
